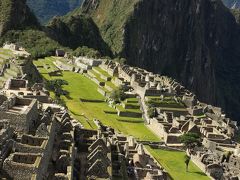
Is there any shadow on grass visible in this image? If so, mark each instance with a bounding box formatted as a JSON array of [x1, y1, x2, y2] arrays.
[[79, 98, 105, 103], [69, 110, 94, 129], [65, 94, 73, 100], [117, 119, 144, 123], [70, 111, 80, 116], [188, 171, 207, 176], [104, 111, 117, 114]]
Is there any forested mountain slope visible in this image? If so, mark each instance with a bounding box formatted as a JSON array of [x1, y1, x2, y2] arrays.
[[27, 0, 83, 24]]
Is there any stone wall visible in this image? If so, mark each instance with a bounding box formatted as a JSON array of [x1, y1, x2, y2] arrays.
[[117, 110, 142, 118], [24, 99, 39, 132], [35, 119, 57, 179], [23, 95, 49, 103], [98, 87, 108, 97]]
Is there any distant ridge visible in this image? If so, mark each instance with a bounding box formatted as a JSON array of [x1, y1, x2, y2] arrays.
[[27, 0, 83, 24]]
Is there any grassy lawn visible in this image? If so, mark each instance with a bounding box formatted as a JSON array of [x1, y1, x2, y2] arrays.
[[0, 48, 13, 65], [146, 147, 210, 180], [34, 58, 159, 141]]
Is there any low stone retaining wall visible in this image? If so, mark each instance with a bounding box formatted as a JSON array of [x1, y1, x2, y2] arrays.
[[112, 78, 123, 87], [123, 103, 140, 109], [104, 111, 118, 114], [79, 98, 104, 103], [117, 110, 142, 118], [76, 61, 91, 70], [97, 87, 108, 97], [149, 144, 184, 152], [87, 70, 95, 77], [92, 77, 105, 86], [105, 85, 113, 92], [101, 74, 111, 81]]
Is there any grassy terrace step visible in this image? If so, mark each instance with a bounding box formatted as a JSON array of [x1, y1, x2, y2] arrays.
[[126, 98, 139, 103], [93, 67, 111, 77], [34, 57, 59, 74], [34, 57, 159, 141], [5, 67, 19, 76], [56, 57, 75, 68], [105, 81, 117, 90], [116, 104, 142, 113], [91, 68, 117, 90], [88, 70, 105, 82], [146, 96, 185, 109], [146, 146, 210, 180]]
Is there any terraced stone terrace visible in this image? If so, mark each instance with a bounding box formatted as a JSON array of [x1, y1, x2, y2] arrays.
[[33, 57, 159, 141], [0, 48, 20, 88], [88, 67, 117, 90], [31, 56, 212, 180], [146, 96, 185, 109], [33, 57, 61, 75], [146, 146, 210, 180]]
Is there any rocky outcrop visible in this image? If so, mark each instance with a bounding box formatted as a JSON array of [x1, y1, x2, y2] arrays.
[[0, 0, 39, 37], [82, 0, 240, 121]]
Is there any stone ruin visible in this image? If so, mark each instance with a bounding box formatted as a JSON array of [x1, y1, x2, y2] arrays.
[[0, 89, 78, 179], [0, 85, 167, 179], [189, 145, 240, 179], [2, 78, 50, 103]]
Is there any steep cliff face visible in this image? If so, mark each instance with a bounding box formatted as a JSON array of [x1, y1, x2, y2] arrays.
[[46, 14, 111, 55], [124, 0, 240, 120], [0, 0, 39, 36], [81, 0, 139, 54], [83, 0, 240, 121]]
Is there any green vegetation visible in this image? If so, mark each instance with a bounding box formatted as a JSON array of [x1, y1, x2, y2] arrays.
[[1, 30, 62, 59], [72, 46, 101, 58], [88, 69, 105, 82], [34, 57, 60, 74], [45, 79, 69, 99], [0, 0, 112, 59], [146, 96, 185, 109], [27, 0, 83, 24], [146, 147, 209, 180], [91, 67, 117, 90], [180, 133, 201, 150], [93, 67, 110, 77], [0, 48, 20, 87], [0, 0, 39, 36], [105, 81, 117, 90], [116, 104, 142, 114], [109, 86, 126, 103], [81, 0, 139, 54], [33, 58, 159, 141], [147, 107, 156, 118], [47, 14, 111, 55]]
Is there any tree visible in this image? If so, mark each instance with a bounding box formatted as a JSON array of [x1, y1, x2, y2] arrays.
[[109, 86, 126, 103], [184, 155, 191, 172], [179, 132, 201, 151], [180, 133, 201, 173], [147, 107, 156, 118], [45, 79, 69, 100]]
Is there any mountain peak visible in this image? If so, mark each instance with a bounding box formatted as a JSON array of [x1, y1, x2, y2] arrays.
[[0, 0, 39, 36]]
